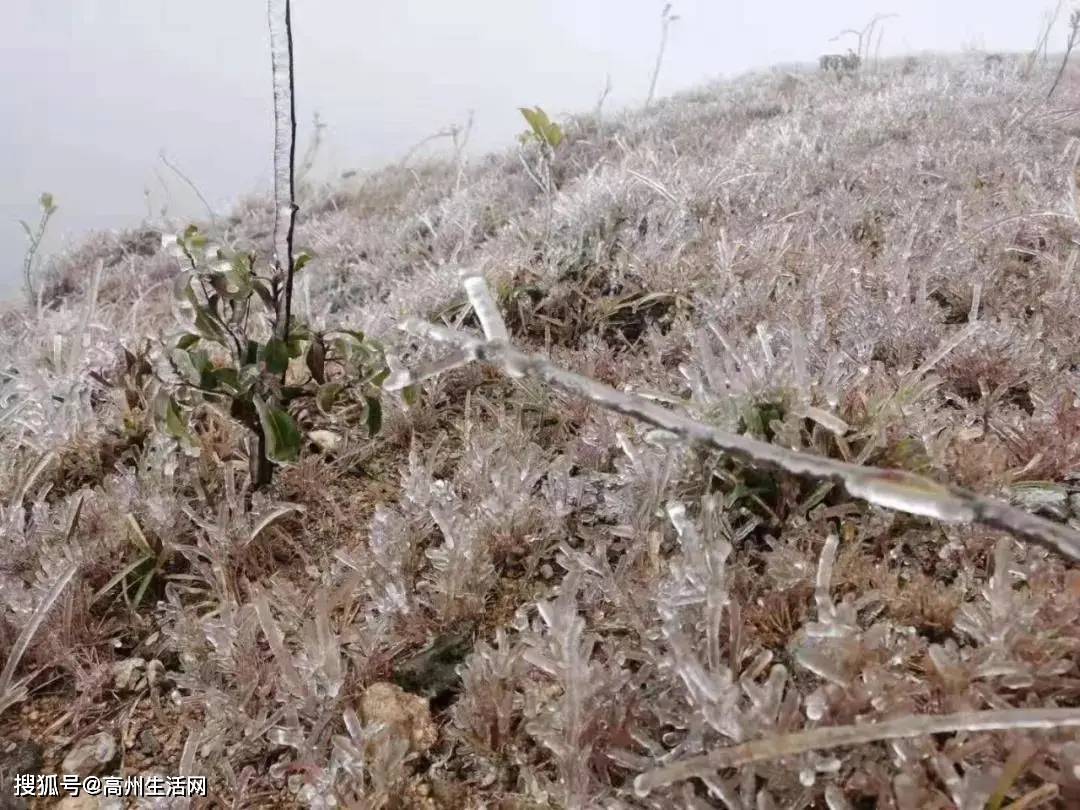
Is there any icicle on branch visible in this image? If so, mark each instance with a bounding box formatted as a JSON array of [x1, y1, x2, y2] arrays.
[[267, 0, 298, 341], [385, 271, 1080, 565], [631, 707, 1080, 796]]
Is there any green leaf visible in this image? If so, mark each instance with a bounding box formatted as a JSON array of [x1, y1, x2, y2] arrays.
[[173, 271, 196, 304], [211, 367, 241, 394], [155, 392, 191, 442], [175, 333, 200, 350], [252, 278, 275, 308], [170, 348, 202, 386], [370, 367, 390, 388], [316, 382, 345, 414], [402, 384, 420, 406], [182, 224, 207, 250], [245, 340, 261, 366], [545, 122, 564, 148], [39, 192, 56, 213], [211, 267, 252, 299], [237, 364, 261, 393], [520, 106, 548, 138], [193, 305, 229, 346], [253, 395, 302, 464], [263, 338, 289, 374], [293, 251, 314, 273], [307, 338, 326, 384], [365, 395, 382, 437], [519, 106, 562, 148]]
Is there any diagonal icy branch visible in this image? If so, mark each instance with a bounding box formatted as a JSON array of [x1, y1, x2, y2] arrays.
[[385, 271, 1080, 565]]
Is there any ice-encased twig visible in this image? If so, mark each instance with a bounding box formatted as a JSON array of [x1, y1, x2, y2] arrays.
[[631, 707, 1080, 796], [385, 274, 1080, 565], [267, 0, 298, 339]]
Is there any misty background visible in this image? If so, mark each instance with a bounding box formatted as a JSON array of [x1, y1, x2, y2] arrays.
[[0, 1, 1055, 297]]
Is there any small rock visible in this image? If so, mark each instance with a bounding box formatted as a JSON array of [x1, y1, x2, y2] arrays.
[[309, 429, 342, 453], [62, 732, 117, 776], [360, 681, 437, 755], [137, 728, 162, 756], [112, 657, 147, 692]]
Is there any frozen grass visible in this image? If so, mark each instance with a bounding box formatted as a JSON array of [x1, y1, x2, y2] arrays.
[[3, 52, 1080, 808]]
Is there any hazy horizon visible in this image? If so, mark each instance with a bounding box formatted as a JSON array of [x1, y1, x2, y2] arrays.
[[0, 1, 1061, 296]]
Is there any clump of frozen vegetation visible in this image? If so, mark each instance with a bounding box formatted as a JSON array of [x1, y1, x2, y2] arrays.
[[4, 51, 1080, 808]]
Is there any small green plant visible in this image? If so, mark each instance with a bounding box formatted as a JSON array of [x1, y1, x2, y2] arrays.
[[157, 225, 389, 487], [152, 0, 391, 488], [516, 105, 565, 212], [518, 106, 564, 151], [18, 192, 58, 310]]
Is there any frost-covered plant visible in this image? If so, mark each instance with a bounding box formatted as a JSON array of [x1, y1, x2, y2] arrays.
[[19, 191, 58, 311], [517, 105, 565, 208], [156, 224, 389, 487]]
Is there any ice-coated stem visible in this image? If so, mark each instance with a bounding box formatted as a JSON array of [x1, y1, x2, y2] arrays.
[[632, 707, 1080, 795], [267, 0, 298, 342], [389, 274, 1080, 565]]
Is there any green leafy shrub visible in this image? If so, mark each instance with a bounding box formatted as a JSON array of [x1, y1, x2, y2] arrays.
[[157, 224, 388, 485]]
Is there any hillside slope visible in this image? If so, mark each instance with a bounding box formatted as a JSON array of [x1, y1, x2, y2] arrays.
[[3, 53, 1080, 808]]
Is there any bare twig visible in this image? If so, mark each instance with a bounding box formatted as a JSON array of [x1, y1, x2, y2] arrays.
[[297, 110, 327, 185], [159, 150, 216, 226], [831, 13, 898, 63], [594, 73, 613, 135], [399, 126, 459, 168], [646, 3, 679, 107], [1027, 1, 1067, 77], [1048, 9, 1080, 99], [387, 273, 1080, 565]]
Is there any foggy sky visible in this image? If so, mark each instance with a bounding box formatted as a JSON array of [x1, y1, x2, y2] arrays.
[[0, 1, 1057, 295]]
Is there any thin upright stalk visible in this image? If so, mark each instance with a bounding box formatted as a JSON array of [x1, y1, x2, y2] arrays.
[[646, 4, 678, 107], [1048, 10, 1080, 100], [268, 0, 298, 343]]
